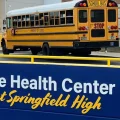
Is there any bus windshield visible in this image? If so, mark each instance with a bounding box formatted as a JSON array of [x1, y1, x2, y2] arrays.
[[91, 10, 104, 22]]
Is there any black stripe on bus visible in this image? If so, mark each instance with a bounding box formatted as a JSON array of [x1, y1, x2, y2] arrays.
[[14, 31, 88, 36], [7, 40, 79, 42], [109, 30, 119, 33], [13, 24, 75, 29]]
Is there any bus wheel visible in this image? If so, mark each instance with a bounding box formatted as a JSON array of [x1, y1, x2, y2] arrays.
[[2, 42, 9, 54], [30, 48, 39, 55], [42, 43, 51, 55]]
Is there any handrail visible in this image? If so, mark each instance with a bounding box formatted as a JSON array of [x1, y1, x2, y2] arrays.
[[0, 54, 120, 66]]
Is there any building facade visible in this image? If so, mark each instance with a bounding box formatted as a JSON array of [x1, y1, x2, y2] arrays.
[[0, 0, 71, 31], [0, 0, 44, 32], [115, 0, 120, 4], [0, 0, 120, 32], [44, 0, 61, 5]]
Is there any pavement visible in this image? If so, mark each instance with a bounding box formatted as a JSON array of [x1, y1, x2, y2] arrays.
[[0, 47, 119, 66], [91, 51, 120, 57], [0, 47, 119, 58]]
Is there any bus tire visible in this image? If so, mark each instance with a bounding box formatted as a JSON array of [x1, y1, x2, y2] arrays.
[[1, 41, 9, 55], [42, 43, 51, 55]]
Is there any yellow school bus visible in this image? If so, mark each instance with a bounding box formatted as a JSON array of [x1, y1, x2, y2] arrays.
[[1, 0, 119, 55]]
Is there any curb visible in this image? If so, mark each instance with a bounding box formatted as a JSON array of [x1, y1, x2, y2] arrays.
[[101, 47, 120, 53]]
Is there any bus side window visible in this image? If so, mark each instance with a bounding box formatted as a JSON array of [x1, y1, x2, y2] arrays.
[[13, 16, 17, 28], [26, 15, 30, 27], [18, 16, 21, 28], [55, 12, 59, 25], [7, 18, 11, 28], [44, 13, 49, 25], [30, 14, 35, 27], [50, 12, 54, 25], [39, 13, 44, 26], [79, 10, 87, 23], [60, 11, 65, 25], [22, 15, 26, 27], [35, 14, 39, 26], [66, 10, 73, 24]]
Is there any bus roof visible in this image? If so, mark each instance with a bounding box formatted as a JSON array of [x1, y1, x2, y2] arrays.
[[7, 0, 81, 17]]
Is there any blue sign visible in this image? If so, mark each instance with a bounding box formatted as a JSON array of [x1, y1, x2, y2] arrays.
[[0, 63, 120, 120]]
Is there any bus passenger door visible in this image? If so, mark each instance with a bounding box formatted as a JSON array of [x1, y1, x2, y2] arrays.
[[88, 9, 107, 41], [78, 9, 89, 41]]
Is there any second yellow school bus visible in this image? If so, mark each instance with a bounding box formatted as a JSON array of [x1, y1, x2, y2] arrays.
[[1, 0, 119, 55]]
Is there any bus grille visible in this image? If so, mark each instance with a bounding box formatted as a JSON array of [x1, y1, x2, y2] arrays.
[[91, 29, 105, 37]]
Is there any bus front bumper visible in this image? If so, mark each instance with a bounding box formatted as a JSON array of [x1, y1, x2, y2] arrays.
[[73, 41, 119, 49]]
